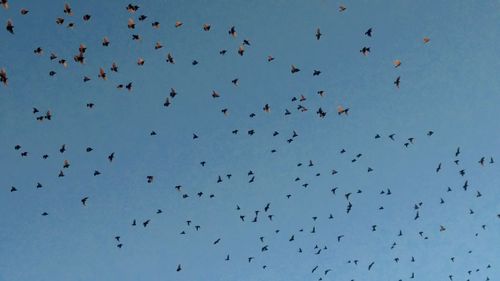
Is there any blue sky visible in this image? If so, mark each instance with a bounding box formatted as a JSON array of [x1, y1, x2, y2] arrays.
[[1, 1, 500, 281]]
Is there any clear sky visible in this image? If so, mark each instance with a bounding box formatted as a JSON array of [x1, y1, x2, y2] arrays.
[[1, 1, 500, 281]]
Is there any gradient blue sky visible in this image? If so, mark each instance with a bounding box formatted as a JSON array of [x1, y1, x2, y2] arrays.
[[1, 1, 500, 281]]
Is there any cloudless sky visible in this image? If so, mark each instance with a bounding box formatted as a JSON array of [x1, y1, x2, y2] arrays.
[[1, 1, 500, 281]]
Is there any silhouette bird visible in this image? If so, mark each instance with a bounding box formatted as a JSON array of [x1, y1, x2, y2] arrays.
[[365, 28, 372, 37]]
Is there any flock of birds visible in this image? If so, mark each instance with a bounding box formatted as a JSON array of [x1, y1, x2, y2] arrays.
[[1, 1, 498, 281]]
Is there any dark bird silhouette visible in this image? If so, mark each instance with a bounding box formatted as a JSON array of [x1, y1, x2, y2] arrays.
[[360, 47, 370, 55], [6, 19, 14, 34], [368, 261, 375, 270], [81, 197, 88, 206], [394, 76, 400, 88], [315, 28, 322, 40]]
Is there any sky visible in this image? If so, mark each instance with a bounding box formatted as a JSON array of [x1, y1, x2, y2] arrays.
[[1, 0, 500, 280]]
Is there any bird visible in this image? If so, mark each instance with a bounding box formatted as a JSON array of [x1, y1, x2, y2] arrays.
[[127, 18, 135, 29], [238, 45, 245, 56], [360, 47, 370, 55], [368, 262, 375, 270], [63, 3, 72, 15], [228, 26, 237, 37], [0, 68, 7, 85], [102, 37, 110, 46], [315, 28, 322, 40], [6, 19, 14, 34], [394, 76, 400, 88]]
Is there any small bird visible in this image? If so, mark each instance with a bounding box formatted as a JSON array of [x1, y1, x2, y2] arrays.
[[315, 28, 322, 40], [360, 47, 370, 55], [127, 18, 135, 29], [166, 53, 175, 64], [0, 68, 7, 85], [365, 28, 372, 37], [6, 19, 14, 34], [102, 37, 110, 46], [237, 45, 245, 56], [394, 76, 400, 88], [98, 68, 107, 80], [126, 4, 139, 13], [63, 3, 72, 15], [81, 197, 88, 206], [368, 262, 375, 270], [228, 26, 237, 37]]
